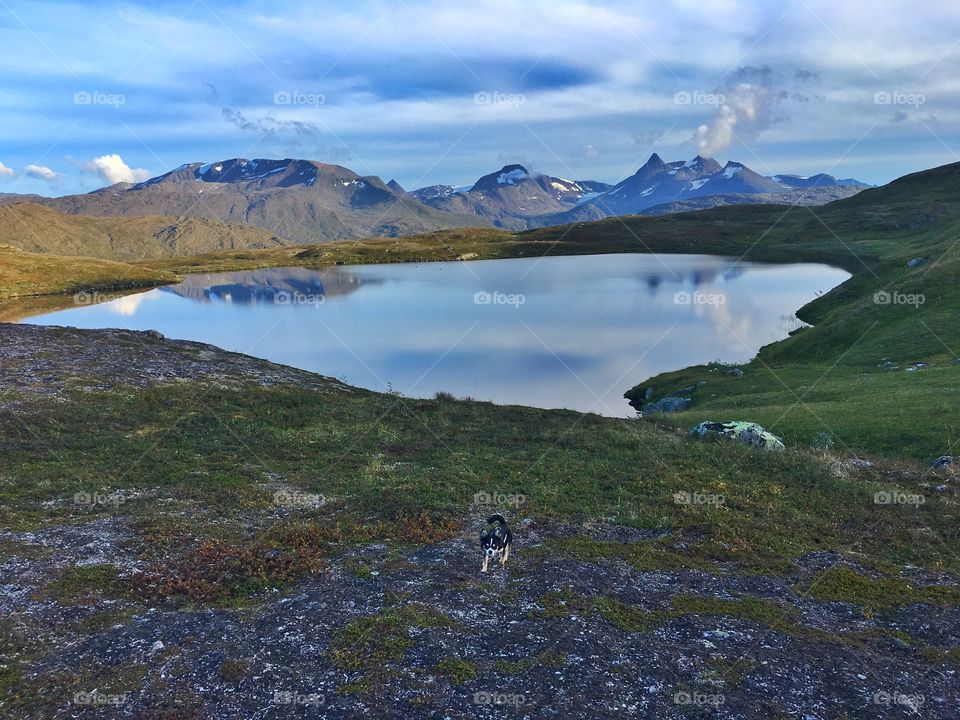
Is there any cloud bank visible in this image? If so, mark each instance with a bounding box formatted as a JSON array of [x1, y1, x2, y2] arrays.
[[81, 154, 151, 184], [24, 164, 58, 181]]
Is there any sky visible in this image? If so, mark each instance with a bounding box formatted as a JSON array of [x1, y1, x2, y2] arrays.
[[0, 0, 957, 196]]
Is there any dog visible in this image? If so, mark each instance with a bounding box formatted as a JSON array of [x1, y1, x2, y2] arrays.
[[480, 514, 513, 572]]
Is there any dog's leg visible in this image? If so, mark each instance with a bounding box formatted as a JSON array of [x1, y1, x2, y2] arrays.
[[501, 544, 510, 566], [481, 555, 489, 573]]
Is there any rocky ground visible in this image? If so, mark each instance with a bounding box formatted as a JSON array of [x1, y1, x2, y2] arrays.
[[3, 515, 958, 719], [1, 323, 957, 719], [0, 324, 350, 410]]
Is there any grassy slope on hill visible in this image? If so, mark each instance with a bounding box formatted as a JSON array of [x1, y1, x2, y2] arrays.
[[1, 325, 955, 580], [0, 202, 290, 262], [0, 245, 173, 299], [620, 163, 960, 460]]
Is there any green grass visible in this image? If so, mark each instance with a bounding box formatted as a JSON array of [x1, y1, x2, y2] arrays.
[[799, 566, 960, 609], [2, 379, 956, 578], [593, 597, 657, 632], [0, 245, 172, 299], [40, 563, 127, 605], [434, 658, 477, 685], [329, 603, 459, 694], [493, 650, 567, 674]]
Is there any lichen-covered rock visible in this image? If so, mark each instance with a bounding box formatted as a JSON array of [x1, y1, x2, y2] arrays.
[[932, 456, 953, 470], [691, 420, 785, 451]]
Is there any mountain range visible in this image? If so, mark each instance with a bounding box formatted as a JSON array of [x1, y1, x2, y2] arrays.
[[0, 155, 871, 248], [410, 154, 871, 228]]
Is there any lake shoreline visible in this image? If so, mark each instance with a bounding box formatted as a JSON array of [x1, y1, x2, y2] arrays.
[[17, 254, 850, 418]]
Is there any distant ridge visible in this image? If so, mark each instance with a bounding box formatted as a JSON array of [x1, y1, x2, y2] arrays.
[[0, 155, 872, 239]]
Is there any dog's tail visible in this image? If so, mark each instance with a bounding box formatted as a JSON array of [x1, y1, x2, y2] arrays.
[[486, 513, 507, 527]]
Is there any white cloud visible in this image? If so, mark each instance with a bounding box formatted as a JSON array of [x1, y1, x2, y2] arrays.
[[696, 83, 778, 158], [82, 154, 151, 184], [24, 164, 58, 181], [0, 161, 13, 177]]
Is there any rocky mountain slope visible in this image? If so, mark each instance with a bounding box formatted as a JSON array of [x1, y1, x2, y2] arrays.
[[411, 165, 611, 230], [0, 156, 870, 241], [565, 154, 871, 220], [414, 156, 870, 229], [4, 158, 483, 244]]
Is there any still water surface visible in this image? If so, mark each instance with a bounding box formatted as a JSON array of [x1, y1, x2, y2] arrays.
[[22, 254, 850, 416]]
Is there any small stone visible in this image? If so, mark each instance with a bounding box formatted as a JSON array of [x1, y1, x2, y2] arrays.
[[149, 640, 164, 655], [906, 257, 927, 269], [726, 368, 744, 377], [851, 459, 874, 470], [932, 456, 953, 469]]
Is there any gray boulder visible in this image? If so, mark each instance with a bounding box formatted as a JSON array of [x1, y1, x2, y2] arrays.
[[932, 456, 953, 470], [675, 381, 707, 396], [642, 396, 693, 415], [726, 368, 744, 377], [906, 257, 927, 269], [691, 420, 785, 451]]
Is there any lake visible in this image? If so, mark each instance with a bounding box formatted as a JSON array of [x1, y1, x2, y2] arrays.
[[21, 254, 850, 416]]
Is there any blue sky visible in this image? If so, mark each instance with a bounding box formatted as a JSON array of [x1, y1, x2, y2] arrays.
[[0, 0, 957, 195]]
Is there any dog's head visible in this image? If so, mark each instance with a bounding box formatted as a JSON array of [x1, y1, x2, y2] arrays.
[[480, 526, 507, 558]]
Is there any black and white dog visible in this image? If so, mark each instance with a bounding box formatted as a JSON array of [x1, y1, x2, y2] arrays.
[[480, 514, 513, 572]]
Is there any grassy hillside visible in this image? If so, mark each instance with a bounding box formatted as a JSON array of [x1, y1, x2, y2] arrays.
[[621, 163, 960, 460], [0, 202, 291, 261], [0, 245, 172, 299]]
